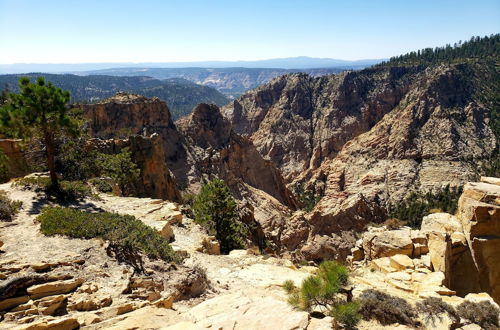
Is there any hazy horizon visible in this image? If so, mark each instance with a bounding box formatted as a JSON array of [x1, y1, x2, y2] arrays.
[[1, 0, 499, 65]]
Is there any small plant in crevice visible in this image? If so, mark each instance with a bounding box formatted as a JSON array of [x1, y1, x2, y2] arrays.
[[283, 261, 360, 329], [294, 183, 323, 212]]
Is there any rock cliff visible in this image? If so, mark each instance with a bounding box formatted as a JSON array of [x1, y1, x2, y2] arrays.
[[223, 61, 498, 258]]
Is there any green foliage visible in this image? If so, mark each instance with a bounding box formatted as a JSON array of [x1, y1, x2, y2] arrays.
[[331, 301, 361, 329], [456, 300, 500, 330], [0, 149, 9, 183], [99, 147, 140, 196], [89, 177, 113, 193], [55, 137, 102, 181], [416, 297, 459, 329], [0, 77, 78, 187], [388, 185, 462, 229], [377, 34, 500, 67], [284, 261, 359, 328], [192, 179, 247, 254], [0, 190, 22, 221], [37, 207, 180, 266], [294, 183, 322, 212], [358, 289, 419, 327], [14, 176, 93, 201], [0, 74, 229, 120], [283, 280, 296, 294]]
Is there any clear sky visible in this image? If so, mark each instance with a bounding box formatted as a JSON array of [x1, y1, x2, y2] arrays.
[[0, 0, 499, 64]]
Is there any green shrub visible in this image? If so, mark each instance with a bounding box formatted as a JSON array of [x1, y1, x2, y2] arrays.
[[332, 301, 362, 329], [89, 178, 113, 193], [456, 300, 500, 330], [0, 149, 9, 183], [37, 207, 180, 267], [0, 190, 22, 221], [294, 183, 322, 212], [99, 148, 140, 196], [55, 137, 102, 181], [192, 179, 247, 254], [284, 261, 360, 328], [14, 176, 93, 201], [388, 185, 462, 228], [283, 280, 295, 294], [358, 289, 419, 327]]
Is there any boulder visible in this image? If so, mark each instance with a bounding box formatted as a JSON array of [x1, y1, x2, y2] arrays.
[[362, 227, 414, 260], [389, 254, 414, 271], [27, 279, 84, 300], [427, 232, 452, 285], [15, 316, 80, 330], [0, 295, 30, 311], [421, 213, 462, 236], [196, 236, 221, 255]]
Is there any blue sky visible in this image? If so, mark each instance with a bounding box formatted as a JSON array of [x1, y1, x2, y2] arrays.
[[0, 0, 499, 63]]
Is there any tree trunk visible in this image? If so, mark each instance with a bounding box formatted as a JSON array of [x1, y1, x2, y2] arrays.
[[44, 129, 58, 188]]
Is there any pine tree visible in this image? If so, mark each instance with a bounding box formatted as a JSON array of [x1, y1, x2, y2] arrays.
[[0, 77, 78, 188], [193, 179, 247, 253]]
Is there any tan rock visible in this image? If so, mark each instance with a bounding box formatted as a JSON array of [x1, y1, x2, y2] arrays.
[[35, 295, 67, 316], [362, 227, 413, 260], [370, 257, 396, 273], [187, 292, 310, 330], [76, 313, 102, 326], [389, 254, 414, 271], [421, 213, 462, 236], [458, 181, 500, 303], [68, 294, 112, 311], [480, 176, 500, 186], [197, 236, 221, 255], [15, 316, 79, 330], [153, 295, 174, 309], [0, 295, 30, 311], [27, 278, 84, 300], [427, 232, 452, 286]]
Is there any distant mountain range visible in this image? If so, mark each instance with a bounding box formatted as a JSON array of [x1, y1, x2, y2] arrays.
[[0, 74, 229, 119], [76, 67, 344, 98], [0, 56, 383, 74]]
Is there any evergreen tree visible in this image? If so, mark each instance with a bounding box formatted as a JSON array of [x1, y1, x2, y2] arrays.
[[99, 147, 140, 196], [193, 179, 247, 253], [0, 77, 78, 188]]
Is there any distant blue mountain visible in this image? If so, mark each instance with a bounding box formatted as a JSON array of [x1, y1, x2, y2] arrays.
[[0, 56, 384, 74]]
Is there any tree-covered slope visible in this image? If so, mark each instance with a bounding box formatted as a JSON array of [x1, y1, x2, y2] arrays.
[[0, 74, 229, 119]]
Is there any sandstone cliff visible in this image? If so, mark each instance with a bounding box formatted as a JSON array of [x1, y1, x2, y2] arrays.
[[81, 93, 183, 202], [223, 61, 498, 259], [175, 104, 298, 248]]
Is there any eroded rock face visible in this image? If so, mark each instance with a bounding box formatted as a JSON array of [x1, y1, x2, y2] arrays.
[[0, 139, 29, 181], [175, 104, 298, 248], [90, 134, 181, 202], [222, 63, 497, 257], [458, 181, 500, 303]]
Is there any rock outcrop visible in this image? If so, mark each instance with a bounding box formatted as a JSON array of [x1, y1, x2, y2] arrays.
[[91, 133, 181, 202], [81, 92, 184, 167], [175, 103, 298, 248], [458, 179, 500, 303], [0, 139, 29, 181], [349, 178, 500, 304]]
